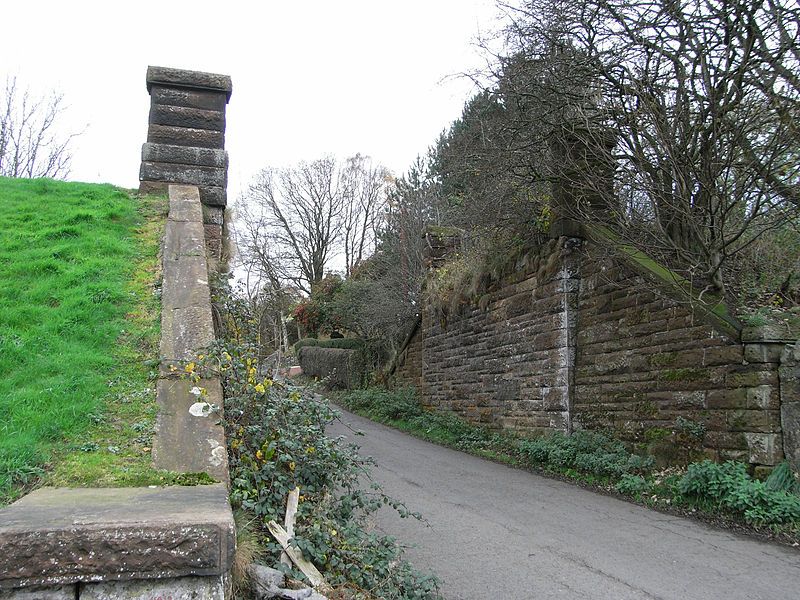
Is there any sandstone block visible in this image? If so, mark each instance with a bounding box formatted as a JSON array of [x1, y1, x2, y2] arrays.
[[141, 143, 227, 168], [146, 66, 232, 100], [0, 585, 74, 599], [745, 432, 782, 465], [140, 161, 226, 188], [137, 180, 168, 196], [166, 185, 204, 223], [781, 402, 800, 469], [150, 85, 228, 112], [147, 124, 224, 149], [744, 343, 784, 364], [204, 224, 223, 259], [153, 379, 228, 482], [149, 104, 225, 132], [202, 205, 225, 226], [199, 186, 227, 207], [80, 576, 226, 600], [0, 486, 234, 588]]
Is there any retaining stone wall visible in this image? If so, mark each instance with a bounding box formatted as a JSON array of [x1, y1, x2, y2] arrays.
[[0, 67, 235, 598], [395, 237, 798, 467]]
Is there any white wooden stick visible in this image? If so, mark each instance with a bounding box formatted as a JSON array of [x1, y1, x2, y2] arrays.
[[280, 486, 300, 568], [267, 520, 327, 590]]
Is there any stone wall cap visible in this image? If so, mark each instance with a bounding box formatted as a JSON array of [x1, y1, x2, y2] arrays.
[[742, 325, 797, 344], [146, 66, 232, 101], [0, 485, 235, 588]]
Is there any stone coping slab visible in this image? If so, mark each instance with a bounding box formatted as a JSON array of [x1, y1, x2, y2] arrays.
[[155, 185, 229, 485], [0, 485, 234, 589], [146, 66, 232, 101]]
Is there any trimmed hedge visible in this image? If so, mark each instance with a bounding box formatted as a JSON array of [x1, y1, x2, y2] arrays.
[[294, 337, 365, 353], [298, 346, 365, 389], [294, 338, 320, 352]]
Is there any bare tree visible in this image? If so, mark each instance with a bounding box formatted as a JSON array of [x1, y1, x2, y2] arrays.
[[489, 0, 800, 293], [0, 76, 78, 179], [237, 155, 390, 295], [340, 154, 391, 277]]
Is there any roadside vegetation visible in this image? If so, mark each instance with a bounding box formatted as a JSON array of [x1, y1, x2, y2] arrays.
[[332, 387, 800, 542], [196, 282, 442, 599], [0, 177, 183, 504]]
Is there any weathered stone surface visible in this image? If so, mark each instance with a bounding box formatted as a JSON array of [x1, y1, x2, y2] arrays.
[[80, 575, 226, 600], [150, 85, 228, 112], [162, 254, 210, 310], [782, 402, 800, 469], [160, 275, 214, 365], [781, 342, 800, 468], [166, 185, 204, 222], [744, 343, 784, 364], [742, 325, 796, 343], [149, 104, 225, 132], [0, 486, 234, 588], [199, 185, 227, 207], [140, 161, 226, 188], [204, 224, 223, 260], [147, 124, 223, 149], [142, 143, 227, 168], [154, 185, 228, 483], [0, 585, 75, 599], [202, 205, 225, 226], [137, 180, 169, 197], [745, 433, 783, 465], [153, 379, 228, 483], [146, 66, 232, 100], [394, 236, 790, 465], [159, 186, 215, 366]]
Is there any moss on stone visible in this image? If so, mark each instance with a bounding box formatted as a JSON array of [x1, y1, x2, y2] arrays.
[[584, 223, 742, 338], [649, 352, 678, 367], [657, 368, 705, 382]]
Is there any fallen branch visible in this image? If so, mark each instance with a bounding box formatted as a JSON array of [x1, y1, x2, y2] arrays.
[[281, 486, 300, 569], [267, 520, 328, 591]]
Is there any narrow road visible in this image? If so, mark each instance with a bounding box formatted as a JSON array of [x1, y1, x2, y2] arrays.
[[328, 407, 800, 600]]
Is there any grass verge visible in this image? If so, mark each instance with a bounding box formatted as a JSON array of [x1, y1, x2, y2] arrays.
[[331, 386, 800, 546], [0, 177, 198, 504]]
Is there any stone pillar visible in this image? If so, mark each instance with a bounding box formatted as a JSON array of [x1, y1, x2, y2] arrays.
[[139, 66, 232, 260], [422, 225, 463, 270], [780, 341, 800, 469], [548, 121, 616, 238]]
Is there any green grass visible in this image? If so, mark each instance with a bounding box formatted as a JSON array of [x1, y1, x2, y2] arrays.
[[0, 177, 183, 502]]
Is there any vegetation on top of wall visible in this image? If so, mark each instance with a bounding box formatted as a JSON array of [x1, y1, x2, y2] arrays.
[[332, 386, 800, 538], [0, 178, 177, 503]]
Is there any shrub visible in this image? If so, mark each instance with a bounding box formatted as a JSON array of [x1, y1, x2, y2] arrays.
[[679, 461, 800, 525], [298, 346, 366, 389], [765, 461, 800, 495], [293, 337, 320, 352], [518, 431, 654, 479], [616, 474, 651, 496], [196, 340, 440, 598], [320, 338, 364, 350]]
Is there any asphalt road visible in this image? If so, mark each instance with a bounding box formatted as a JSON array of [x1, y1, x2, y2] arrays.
[[328, 407, 800, 600]]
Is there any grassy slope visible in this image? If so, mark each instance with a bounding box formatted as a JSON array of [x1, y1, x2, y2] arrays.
[[0, 177, 174, 502]]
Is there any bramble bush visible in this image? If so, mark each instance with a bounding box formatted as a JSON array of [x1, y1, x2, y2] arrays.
[[200, 284, 441, 599]]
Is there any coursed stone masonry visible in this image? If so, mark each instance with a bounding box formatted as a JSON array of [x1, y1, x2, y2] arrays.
[[395, 232, 798, 467], [139, 66, 232, 260]]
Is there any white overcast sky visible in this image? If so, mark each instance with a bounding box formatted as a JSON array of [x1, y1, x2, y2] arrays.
[[1, 0, 505, 201]]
